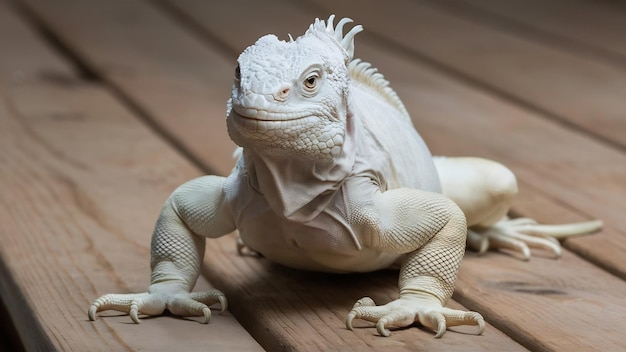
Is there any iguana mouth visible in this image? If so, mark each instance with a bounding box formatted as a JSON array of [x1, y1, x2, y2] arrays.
[[232, 105, 311, 122]]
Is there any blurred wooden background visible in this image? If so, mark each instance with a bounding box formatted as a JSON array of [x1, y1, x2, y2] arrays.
[[1, 0, 626, 350]]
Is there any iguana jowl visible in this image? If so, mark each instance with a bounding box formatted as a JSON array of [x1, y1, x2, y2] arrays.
[[88, 16, 602, 338]]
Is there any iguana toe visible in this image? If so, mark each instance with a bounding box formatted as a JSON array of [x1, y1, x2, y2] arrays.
[[88, 292, 165, 323], [167, 290, 227, 323], [191, 291, 228, 314], [346, 295, 484, 338], [88, 289, 226, 324]]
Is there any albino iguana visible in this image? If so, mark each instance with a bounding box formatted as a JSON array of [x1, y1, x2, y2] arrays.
[[88, 16, 602, 338]]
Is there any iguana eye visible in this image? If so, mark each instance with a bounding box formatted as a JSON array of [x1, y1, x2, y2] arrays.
[[304, 74, 318, 92], [304, 76, 316, 88], [300, 66, 323, 96]]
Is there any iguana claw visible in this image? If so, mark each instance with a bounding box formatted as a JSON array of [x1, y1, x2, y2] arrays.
[[345, 295, 484, 338], [88, 288, 227, 324], [346, 297, 376, 331]]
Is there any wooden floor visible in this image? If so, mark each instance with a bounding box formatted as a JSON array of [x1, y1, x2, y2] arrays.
[[1, 0, 626, 350]]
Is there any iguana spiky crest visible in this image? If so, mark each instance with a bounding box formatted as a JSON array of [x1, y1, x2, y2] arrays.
[[305, 15, 363, 64], [348, 59, 410, 120], [309, 16, 409, 119]]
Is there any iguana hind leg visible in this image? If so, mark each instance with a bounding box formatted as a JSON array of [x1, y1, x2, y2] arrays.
[[434, 156, 602, 260]]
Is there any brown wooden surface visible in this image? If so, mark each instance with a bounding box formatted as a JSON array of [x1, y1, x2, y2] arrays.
[[331, 0, 626, 281], [0, 1, 261, 351], [307, 0, 626, 153], [457, 0, 626, 60], [11, 0, 524, 350], [303, 0, 626, 276], [2, 0, 626, 350]]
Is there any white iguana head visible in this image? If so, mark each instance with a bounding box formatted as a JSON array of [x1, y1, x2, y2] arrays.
[[227, 15, 363, 161]]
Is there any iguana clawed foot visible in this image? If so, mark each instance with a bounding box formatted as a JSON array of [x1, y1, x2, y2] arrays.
[[88, 282, 227, 324], [467, 217, 602, 260], [346, 292, 484, 338]]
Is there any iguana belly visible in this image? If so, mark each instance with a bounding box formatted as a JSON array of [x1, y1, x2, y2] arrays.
[[231, 182, 400, 273]]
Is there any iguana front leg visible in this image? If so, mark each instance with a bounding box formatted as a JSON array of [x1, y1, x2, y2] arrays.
[[346, 182, 484, 337], [88, 175, 235, 323]]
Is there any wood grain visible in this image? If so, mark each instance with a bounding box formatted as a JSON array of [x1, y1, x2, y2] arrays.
[[300, 0, 626, 278], [202, 237, 528, 352], [11, 0, 626, 350], [307, 0, 626, 152], [160, 0, 626, 274], [0, 2, 261, 351], [125, 0, 626, 350], [11, 0, 529, 350], [456, 0, 626, 60], [15, 0, 238, 175]]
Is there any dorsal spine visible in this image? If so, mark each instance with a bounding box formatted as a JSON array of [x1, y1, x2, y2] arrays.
[[348, 59, 411, 121]]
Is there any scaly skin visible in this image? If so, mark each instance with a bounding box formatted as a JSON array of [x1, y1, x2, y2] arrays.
[[89, 15, 601, 338]]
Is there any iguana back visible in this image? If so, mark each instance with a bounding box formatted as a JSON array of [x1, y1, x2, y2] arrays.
[[347, 59, 441, 193]]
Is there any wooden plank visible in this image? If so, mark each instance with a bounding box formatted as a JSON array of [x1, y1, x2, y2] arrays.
[[306, 0, 626, 153], [204, 237, 529, 352], [17, 0, 626, 350], [11, 0, 531, 351], [148, 0, 626, 350], [14, 0, 238, 176], [455, 0, 626, 61], [0, 2, 262, 351]]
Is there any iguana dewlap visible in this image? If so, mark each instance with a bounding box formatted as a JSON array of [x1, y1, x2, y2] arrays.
[[88, 16, 602, 338]]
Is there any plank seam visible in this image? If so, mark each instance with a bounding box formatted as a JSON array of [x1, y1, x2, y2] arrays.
[[11, 0, 219, 177], [8, 0, 97, 81], [293, 0, 626, 155], [428, 0, 626, 71], [0, 289, 26, 351], [0, 257, 54, 351], [370, 27, 626, 154], [152, 0, 240, 60]]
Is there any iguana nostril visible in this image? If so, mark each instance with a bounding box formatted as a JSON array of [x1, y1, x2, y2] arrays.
[[276, 84, 291, 100]]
